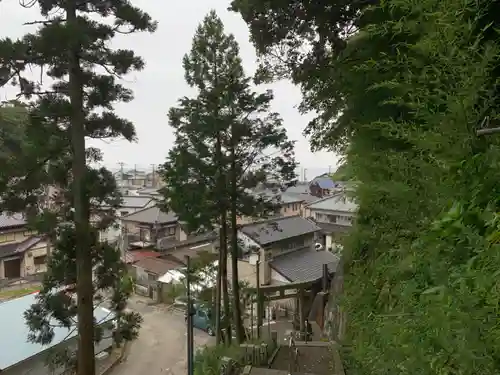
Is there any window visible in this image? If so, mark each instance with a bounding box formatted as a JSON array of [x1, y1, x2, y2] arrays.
[[327, 215, 337, 223], [0, 233, 16, 243], [34, 255, 47, 266], [139, 228, 150, 242], [23, 230, 36, 236], [315, 212, 323, 221], [120, 211, 129, 216], [168, 226, 175, 235]]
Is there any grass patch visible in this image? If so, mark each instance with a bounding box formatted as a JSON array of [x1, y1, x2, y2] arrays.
[[0, 286, 39, 300]]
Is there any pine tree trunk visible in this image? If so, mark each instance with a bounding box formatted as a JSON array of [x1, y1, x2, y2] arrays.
[[220, 215, 232, 345], [67, 2, 95, 375], [215, 233, 222, 344], [230, 134, 244, 343]]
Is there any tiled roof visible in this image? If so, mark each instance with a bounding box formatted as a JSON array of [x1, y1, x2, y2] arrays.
[[121, 206, 177, 224], [0, 236, 45, 259], [0, 293, 114, 370], [270, 249, 340, 282], [240, 215, 320, 246], [0, 213, 26, 229]]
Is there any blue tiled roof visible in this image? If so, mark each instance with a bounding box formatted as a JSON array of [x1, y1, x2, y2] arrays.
[[0, 293, 114, 370], [312, 177, 336, 189]]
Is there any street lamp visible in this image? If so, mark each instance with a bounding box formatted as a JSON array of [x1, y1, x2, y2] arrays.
[[249, 251, 261, 339]]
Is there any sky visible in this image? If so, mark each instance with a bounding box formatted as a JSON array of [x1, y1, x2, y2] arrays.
[[0, 0, 339, 180]]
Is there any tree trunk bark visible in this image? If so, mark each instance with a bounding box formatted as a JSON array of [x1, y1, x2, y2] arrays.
[[219, 214, 232, 345], [215, 231, 222, 345], [67, 3, 95, 375], [230, 134, 244, 343]]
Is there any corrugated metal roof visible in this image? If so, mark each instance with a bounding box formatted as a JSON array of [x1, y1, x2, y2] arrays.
[[240, 216, 320, 246], [0, 293, 114, 370], [0, 213, 26, 229], [121, 206, 177, 224], [270, 249, 340, 282], [306, 193, 358, 213]]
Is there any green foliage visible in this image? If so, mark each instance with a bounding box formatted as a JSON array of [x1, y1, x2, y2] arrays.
[[160, 10, 297, 232], [194, 345, 243, 375], [160, 10, 296, 344], [331, 162, 355, 182], [0, 1, 156, 373], [235, 0, 500, 373]]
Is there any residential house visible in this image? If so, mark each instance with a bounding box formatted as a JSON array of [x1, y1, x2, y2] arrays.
[[156, 230, 218, 262], [120, 206, 182, 248], [236, 190, 310, 225], [231, 215, 339, 287], [132, 255, 184, 300], [98, 195, 155, 243], [230, 215, 340, 317], [309, 175, 340, 198], [136, 187, 162, 199], [115, 169, 148, 188], [0, 214, 50, 280], [0, 293, 113, 375], [304, 192, 358, 252]]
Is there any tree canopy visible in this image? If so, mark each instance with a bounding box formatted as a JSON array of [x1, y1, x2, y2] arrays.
[[0, 1, 155, 374], [233, 0, 500, 373]]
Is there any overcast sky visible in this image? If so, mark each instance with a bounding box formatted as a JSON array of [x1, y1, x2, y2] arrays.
[[1, 0, 339, 179]]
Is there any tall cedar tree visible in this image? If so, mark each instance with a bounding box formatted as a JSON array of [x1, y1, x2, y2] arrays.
[[0, 1, 156, 374], [160, 10, 296, 344]]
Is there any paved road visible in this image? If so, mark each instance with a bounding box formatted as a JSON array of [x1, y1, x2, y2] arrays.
[[113, 296, 214, 375]]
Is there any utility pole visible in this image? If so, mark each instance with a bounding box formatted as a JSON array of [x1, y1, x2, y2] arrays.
[[329, 165, 332, 174], [303, 168, 307, 182], [118, 162, 125, 181], [150, 163, 155, 187], [185, 255, 194, 375]]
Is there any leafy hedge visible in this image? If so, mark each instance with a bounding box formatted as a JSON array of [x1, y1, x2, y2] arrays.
[[339, 0, 500, 374]]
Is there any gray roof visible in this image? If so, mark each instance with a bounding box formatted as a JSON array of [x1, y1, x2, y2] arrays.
[[286, 192, 319, 204], [240, 216, 320, 246], [0, 213, 26, 229], [284, 183, 310, 194], [250, 188, 309, 205], [270, 249, 340, 282], [280, 193, 304, 204], [306, 193, 358, 212], [0, 293, 114, 370], [0, 236, 45, 259], [121, 206, 177, 224], [137, 188, 161, 196], [121, 195, 153, 208], [314, 222, 351, 234]]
